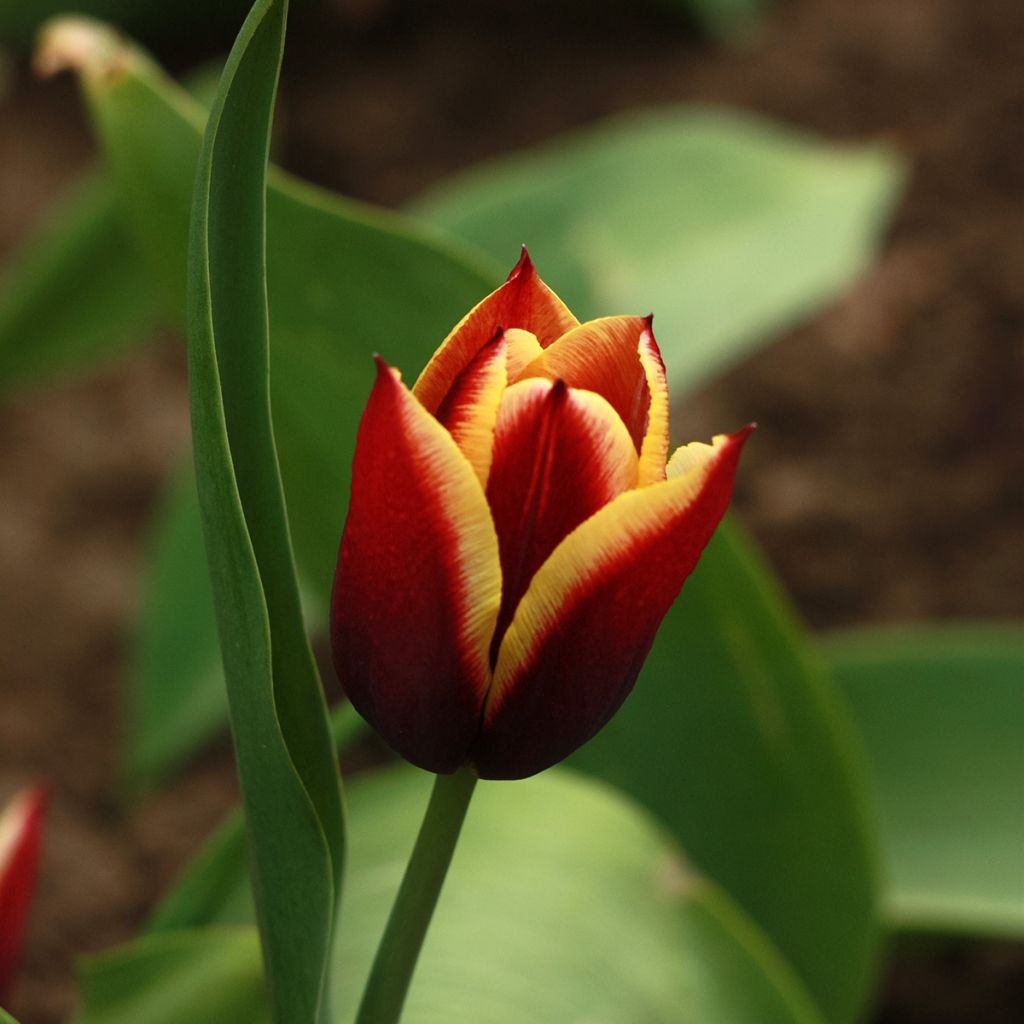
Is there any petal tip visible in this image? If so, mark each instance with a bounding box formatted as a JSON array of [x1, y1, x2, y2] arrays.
[[731, 422, 757, 446], [508, 245, 535, 282]]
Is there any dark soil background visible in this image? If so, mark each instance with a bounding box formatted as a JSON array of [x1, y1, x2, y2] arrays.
[[1, 0, 1022, 1021]]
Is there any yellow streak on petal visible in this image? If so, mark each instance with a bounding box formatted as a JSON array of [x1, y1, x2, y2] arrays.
[[443, 343, 508, 488], [389, 366, 503, 691], [488, 433, 733, 715], [503, 328, 544, 383], [412, 255, 578, 413], [637, 326, 670, 486]]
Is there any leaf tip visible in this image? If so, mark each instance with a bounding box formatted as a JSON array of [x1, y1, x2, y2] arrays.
[[33, 17, 131, 83]]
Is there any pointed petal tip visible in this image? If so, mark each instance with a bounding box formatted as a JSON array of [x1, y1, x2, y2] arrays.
[[508, 245, 534, 282], [730, 422, 757, 446]]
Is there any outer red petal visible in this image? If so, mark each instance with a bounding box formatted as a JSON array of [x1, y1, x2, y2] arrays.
[[0, 785, 46, 1002], [484, 379, 638, 663], [331, 359, 502, 773], [474, 427, 752, 780], [412, 249, 579, 414], [518, 315, 653, 454]]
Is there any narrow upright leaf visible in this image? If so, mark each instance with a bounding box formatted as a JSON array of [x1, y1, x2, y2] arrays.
[[186, 1, 343, 1019]]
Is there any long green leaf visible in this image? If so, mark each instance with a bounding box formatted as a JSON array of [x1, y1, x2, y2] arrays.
[[85, 769, 824, 1024], [828, 623, 1024, 937], [411, 107, 902, 397], [74, 928, 268, 1024], [43, 17, 495, 789], [187, 1, 342, 1019], [569, 519, 882, 1024], [0, 1008, 21, 1024], [0, 172, 157, 393]]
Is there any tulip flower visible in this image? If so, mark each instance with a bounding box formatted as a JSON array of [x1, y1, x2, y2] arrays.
[[332, 250, 750, 780], [0, 785, 46, 1004]]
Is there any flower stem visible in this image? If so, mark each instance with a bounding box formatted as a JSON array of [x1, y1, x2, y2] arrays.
[[355, 765, 478, 1024]]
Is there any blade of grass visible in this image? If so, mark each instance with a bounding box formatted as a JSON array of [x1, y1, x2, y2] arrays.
[[187, 0, 344, 1019]]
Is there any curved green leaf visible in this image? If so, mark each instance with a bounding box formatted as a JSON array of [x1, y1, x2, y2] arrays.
[[335, 767, 822, 1024], [411, 107, 902, 397], [44, 17, 496, 790], [0, 172, 157, 394], [828, 623, 1024, 938], [569, 519, 882, 1024], [75, 928, 268, 1024], [98, 769, 823, 1024], [187, 0, 343, 1019]]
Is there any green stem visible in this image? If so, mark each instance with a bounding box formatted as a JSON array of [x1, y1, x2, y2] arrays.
[[355, 765, 478, 1024]]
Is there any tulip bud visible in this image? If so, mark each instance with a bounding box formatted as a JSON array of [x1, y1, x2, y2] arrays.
[[0, 785, 46, 1004], [332, 251, 750, 779]]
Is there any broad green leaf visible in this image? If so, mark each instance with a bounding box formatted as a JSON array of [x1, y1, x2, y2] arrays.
[[0, 1009, 21, 1024], [75, 928, 268, 1024], [147, 705, 365, 934], [828, 623, 1024, 938], [570, 519, 882, 1024], [0, 173, 157, 393], [412, 107, 902, 396], [41, 17, 493, 789], [334, 767, 822, 1024], [125, 466, 224, 793], [109, 768, 822, 1024], [187, 0, 343, 1019]]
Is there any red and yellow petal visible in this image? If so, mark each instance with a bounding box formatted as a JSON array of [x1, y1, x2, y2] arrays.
[[517, 315, 654, 454], [473, 426, 753, 779], [331, 358, 502, 773], [413, 249, 579, 414], [0, 785, 46, 1002], [484, 378, 639, 661], [436, 331, 509, 486]]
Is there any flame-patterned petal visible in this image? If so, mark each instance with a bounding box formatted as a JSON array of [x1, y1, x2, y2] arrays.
[[476, 427, 753, 779], [331, 359, 502, 773]]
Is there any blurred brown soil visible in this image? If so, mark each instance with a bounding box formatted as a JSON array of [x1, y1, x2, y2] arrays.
[[1, 0, 1022, 1021]]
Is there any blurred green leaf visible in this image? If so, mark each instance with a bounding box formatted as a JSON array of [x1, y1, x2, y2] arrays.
[[0, 1009, 21, 1024], [75, 928, 268, 1024], [115, 768, 823, 1024], [125, 466, 223, 793], [187, 0, 344, 1018], [569, 519, 882, 1024], [147, 705, 364, 934], [44, 18, 493, 789], [333, 767, 822, 1024], [0, 173, 157, 393], [412, 107, 902, 397], [828, 623, 1024, 938]]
